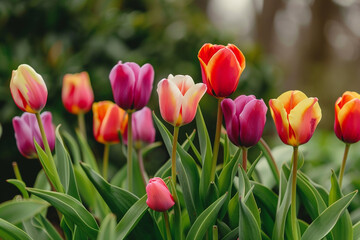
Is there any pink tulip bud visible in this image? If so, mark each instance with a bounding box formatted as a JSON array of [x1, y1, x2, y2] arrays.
[[146, 177, 175, 212], [12, 112, 55, 159], [109, 61, 154, 111], [157, 74, 207, 126], [62, 71, 94, 114], [222, 95, 267, 147], [10, 64, 48, 113]]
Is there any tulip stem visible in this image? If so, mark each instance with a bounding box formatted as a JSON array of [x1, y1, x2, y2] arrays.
[[12, 162, 23, 181], [242, 147, 248, 172], [35, 112, 53, 158], [102, 144, 110, 181], [291, 146, 299, 240], [137, 148, 148, 187], [210, 98, 223, 182], [78, 112, 87, 139], [339, 143, 350, 188], [163, 211, 172, 240], [171, 126, 180, 185], [127, 112, 133, 192]]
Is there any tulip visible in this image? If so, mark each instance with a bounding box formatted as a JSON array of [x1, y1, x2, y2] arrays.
[[269, 90, 322, 147], [10, 64, 48, 113], [334, 91, 360, 143], [109, 61, 154, 111], [12, 112, 55, 159], [157, 74, 207, 127], [221, 95, 267, 148], [92, 101, 127, 144], [125, 107, 155, 145], [146, 177, 175, 212], [198, 43, 245, 98], [62, 71, 94, 114]]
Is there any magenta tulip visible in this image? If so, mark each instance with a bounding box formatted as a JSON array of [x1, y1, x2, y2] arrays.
[[109, 61, 154, 111], [12, 112, 55, 159], [124, 107, 155, 145], [146, 177, 175, 212], [221, 95, 267, 147]]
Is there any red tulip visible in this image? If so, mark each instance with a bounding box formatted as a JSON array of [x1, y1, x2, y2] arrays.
[[146, 177, 175, 212], [198, 43, 245, 98]]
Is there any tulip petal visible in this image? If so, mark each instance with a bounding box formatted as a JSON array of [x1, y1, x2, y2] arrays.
[[337, 99, 360, 143], [207, 48, 241, 97], [169, 75, 195, 95], [157, 79, 182, 126], [198, 58, 213, 96], [181, 83, 207, 125], [234, 95, 256, 115], [288, 98, 321, 146], [239, 99, 267, 147], [269, 99, 291, 145], [227, 44, 246, 71], [41, 112, 56, 150], [133, 63, 154, 110], [12, 116, 37, 158], [132, 107, 155, 144], [334, 97, 343, 140], [198, 43, 224, 65], [146, 178, 175, 212], [100, 105, 122, 143], [109, 63, 135, 109], [221, 99, 240, 146], [277, 90, 308, 114]]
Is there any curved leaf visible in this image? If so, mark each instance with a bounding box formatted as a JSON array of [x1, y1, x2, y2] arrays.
[[97, 214, 116, 240], [0, 218, 33, 240], [239, 193, 261, 240], [7, 179, 29, 198]]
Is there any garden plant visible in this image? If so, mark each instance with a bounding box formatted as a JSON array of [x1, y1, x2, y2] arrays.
[[1, 42, 360, 240]]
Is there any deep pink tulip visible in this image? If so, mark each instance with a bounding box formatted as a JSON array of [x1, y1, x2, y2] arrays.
[[123, 107, 155, 145], [109, 61, 154, 111], [221, 95, 267, 147], [10, 64, 48, 113], [157, 74, 207, 126], [12, 112, 55, 159], [146, 177, 175, 212]]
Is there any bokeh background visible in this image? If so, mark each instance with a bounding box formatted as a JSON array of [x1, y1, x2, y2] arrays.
[[1, 0, 360, 210]]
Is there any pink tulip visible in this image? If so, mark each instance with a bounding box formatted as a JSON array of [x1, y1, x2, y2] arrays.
[[12, 112, 55, 159], [109, 61, 154, 111], [10, 64, 48, 113], [146, 177, 175, 212], [221, 95, 267, 147], [157, 74, 207, 126]]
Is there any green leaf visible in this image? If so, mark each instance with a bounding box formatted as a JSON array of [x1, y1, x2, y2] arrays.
[[154, 159, 171, 179], [97, 214, 116, 240], [186, 193, 227, 240], [76, 129, 99, 173], [0, 199, 49, 225], [301, 191, 357, 240], [353, 221, 360, 240], [7, 179, 29, 198], [141, 141, 163, 157], [27, 188, 99, 238], [62, 130, 82, 165], [55, 126, 80, 201], [239, 195, 261, 240], [251, 181, 278, 219], [186, 131, 202, 166], [218, 148, 241, 195], [257, 138, 279, 183], [33, 170, 51, 191], [222, 227, 238, 240], [81, 163, 161, 239], [0, 218, 33, 240], [247, 151, 263, 179], [32, 214, 63, 240]]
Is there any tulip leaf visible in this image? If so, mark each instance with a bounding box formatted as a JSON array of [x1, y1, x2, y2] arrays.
[[186, 193, 227, 240], [33, 170, 51, 191], [153, 112, 201, 223], [97, 214, 116, 240], [0, 218, 33, 240], [81, 162, 161, 239], [353, 221, 360, 240], [32, 214, 63, 240], [251, 181, 278, 219], [186, 131, 202, 165], [154, 159, 171, 179], [257, 138, 279, 183], [27, 188, 99, 238], [55, 126, 80, 201], [247, 151, 263, 178], [239, 193, 261, 240], [76, 129, 99, 173], [0, 199, 49, 225], [218, 148, 241, 195], [301, 190, 357, 240], [62, 130, 82, 165], [7, 179, 29, 198]]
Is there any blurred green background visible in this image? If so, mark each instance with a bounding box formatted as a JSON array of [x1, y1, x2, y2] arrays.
[[1, 0, 360, 210]]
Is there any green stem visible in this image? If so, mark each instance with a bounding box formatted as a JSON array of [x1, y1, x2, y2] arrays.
[[171, 126, 180, 186], [259, 137, 280, 182], [339, 143, 350, 188], [137, 148, 148, 187], [291, 146, 299, 240], [169, 177, 182, 240], [12, 162, 23, 181], [210, 98, 223, 182], [212, 225, 218, 240], [163, 211, 172, 240], [242, 147, 248, 171], [35, 112, 53, 158], [77, 112, 87, 139], [127, 112, 133, 192], [102, 144, 110, 181]]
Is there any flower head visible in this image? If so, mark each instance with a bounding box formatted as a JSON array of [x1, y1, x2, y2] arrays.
[[128, 107, 155, 146], [269, 90, 321, 146], [146, 177, 175, 212], [10, 64, 48, 113]]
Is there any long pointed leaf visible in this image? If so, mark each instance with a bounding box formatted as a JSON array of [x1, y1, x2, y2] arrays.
[[0, 218, 33, 240]]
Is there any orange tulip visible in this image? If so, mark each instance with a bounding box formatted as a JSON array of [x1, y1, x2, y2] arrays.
[[269, 90, 321, 146], [334, 91, 360, 143], [93, 101, 127, 144], [62, 72, 94, 114]]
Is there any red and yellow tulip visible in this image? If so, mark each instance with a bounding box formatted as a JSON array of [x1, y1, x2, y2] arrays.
[[198, 43, 245, 98], [269, 90, 321, 146]]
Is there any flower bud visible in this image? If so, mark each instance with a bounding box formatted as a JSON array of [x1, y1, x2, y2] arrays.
[[62, 72, 94, 114], [146, 177, 175, 212], [10, 64, 48, 113], [128, 107, 155, 145]]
